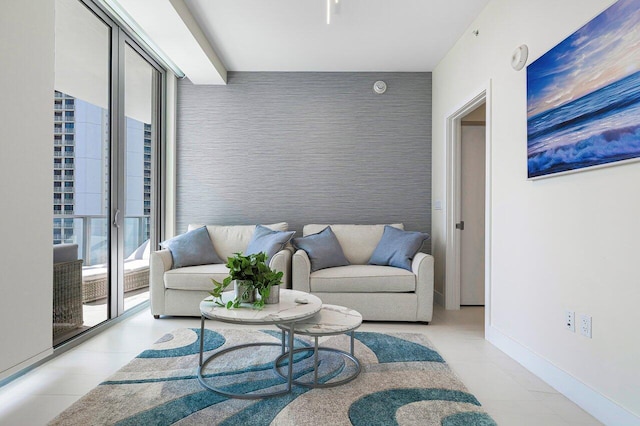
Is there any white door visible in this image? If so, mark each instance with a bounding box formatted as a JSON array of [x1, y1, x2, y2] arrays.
[[460, 124, 485, 305]]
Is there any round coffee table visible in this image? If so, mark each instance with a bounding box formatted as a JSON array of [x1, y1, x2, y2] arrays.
[[198, 289, 322, 399], [274, 304, 363, 388]]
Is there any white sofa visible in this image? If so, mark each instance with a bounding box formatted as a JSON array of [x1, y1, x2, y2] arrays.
[[150, 223, 292, 317], [292, 224, 434, 322]]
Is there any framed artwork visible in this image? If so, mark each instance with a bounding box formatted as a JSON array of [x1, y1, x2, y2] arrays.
[[527, 0, 640, 179]]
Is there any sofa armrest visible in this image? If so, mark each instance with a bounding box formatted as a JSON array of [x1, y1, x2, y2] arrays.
[[269, 247, 292, 289], [412, 252, 435, 322], [292, 249, 311, 293], [150, 249, 173, 317]]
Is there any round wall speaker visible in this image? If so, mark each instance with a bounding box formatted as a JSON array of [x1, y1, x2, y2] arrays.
[[511, 44, 529, 71]]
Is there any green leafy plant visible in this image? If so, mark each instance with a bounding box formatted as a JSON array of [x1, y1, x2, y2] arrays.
[[253, 267, 284, 309], [210, 252, 283, 309]]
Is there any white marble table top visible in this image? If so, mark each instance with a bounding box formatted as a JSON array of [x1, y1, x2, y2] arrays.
[[200, 289, 322, 325], [277, 304, 363, 335]]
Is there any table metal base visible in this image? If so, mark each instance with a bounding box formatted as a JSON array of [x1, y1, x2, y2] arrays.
[[274, 331, 361, 388], [197, 316, 296, 399]]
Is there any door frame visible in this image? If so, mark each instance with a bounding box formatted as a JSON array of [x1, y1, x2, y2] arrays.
[[444, 81, 492, 329]]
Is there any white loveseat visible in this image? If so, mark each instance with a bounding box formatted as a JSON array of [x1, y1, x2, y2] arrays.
[[292, 224, 434, 322], [150, 223, 292, 317]]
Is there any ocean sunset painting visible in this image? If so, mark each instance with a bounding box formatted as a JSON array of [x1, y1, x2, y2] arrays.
[[527, 0, 640, 178]]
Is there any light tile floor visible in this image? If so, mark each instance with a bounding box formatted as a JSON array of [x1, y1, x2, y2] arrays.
[[0, 305, 602, 425]]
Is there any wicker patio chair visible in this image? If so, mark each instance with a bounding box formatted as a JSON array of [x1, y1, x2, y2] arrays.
[[53, 244, 84, 340]]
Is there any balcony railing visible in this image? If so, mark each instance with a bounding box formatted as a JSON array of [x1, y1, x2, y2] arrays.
[[53, 214, 150, 267], [54, 127, 74, 134]]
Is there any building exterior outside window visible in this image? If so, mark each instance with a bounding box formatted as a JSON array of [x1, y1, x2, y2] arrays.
[[52, 91, 151, 257]]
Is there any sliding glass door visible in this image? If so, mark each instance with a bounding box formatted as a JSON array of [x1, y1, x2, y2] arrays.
[[53, 0, 112, 344], [53, 0, 163, 345]]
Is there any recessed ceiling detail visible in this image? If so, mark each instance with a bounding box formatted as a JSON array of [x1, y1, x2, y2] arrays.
[[116, 0, 227, 84], [116, 0, 490, 83]]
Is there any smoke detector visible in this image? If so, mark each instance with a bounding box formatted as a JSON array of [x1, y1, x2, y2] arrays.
[[373, 81, 387, 94]]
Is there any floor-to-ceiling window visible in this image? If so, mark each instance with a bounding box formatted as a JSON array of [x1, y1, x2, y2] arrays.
[[52, 0, 163, 346], [121, 42, 161, 313]]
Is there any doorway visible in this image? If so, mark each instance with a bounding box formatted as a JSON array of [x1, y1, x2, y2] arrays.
[[444, 85, 491, 327]]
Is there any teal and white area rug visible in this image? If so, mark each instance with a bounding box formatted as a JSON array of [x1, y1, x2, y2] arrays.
[[50, 328, 496, 425]]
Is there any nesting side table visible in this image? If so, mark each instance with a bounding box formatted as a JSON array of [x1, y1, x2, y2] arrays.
[[275, 304, 363, 388], [198, 289, 322, 399]]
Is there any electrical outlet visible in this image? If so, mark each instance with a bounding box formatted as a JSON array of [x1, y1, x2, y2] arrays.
[[580, 314, 592, 338], [565, 310, 575, 332]]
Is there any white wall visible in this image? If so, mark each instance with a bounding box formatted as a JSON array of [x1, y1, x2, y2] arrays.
[[432, 0, 640, 422], [0, 2, 55, 377]]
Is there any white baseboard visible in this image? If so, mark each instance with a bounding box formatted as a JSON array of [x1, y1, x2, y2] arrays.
[[0, 347, 53, 384], [486, 325, 639, 426]]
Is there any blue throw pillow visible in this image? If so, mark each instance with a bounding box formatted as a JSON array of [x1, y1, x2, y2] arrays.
[[160, 226, 223, 269], [292, 226, 350, 272], [368, 225, 430, 271], [245, 224, 295, 261]]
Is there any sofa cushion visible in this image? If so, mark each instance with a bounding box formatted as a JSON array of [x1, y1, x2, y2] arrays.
[[160, 226, 223, 269], [82, 259, 150, 282], [53, 243, 78, 264], [303, 224, 404, 265], [293, 226, 350, 272], [164, 263, 229, 291], [369, 225, 430, 271], [245, 225, 295, 261], [309, 265, 415, 293], [124, 259, 150, 274], [188, 223, 288, 261], [127, 239, 150, 260]]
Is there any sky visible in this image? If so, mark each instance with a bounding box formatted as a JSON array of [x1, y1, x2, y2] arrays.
[[527, 0, 640, 118]]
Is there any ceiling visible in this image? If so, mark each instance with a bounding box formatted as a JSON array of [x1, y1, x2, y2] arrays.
[[115, 0, 490, 84]]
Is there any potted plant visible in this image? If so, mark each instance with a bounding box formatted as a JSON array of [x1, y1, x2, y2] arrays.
[[254, 267, 284, 306], [210, 252, 283, 309]]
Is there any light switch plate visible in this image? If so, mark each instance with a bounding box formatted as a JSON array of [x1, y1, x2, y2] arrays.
[[565, 310, 575, 332]]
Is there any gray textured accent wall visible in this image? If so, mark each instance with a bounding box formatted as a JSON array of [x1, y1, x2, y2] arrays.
[[176, 72, 432, 247]]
